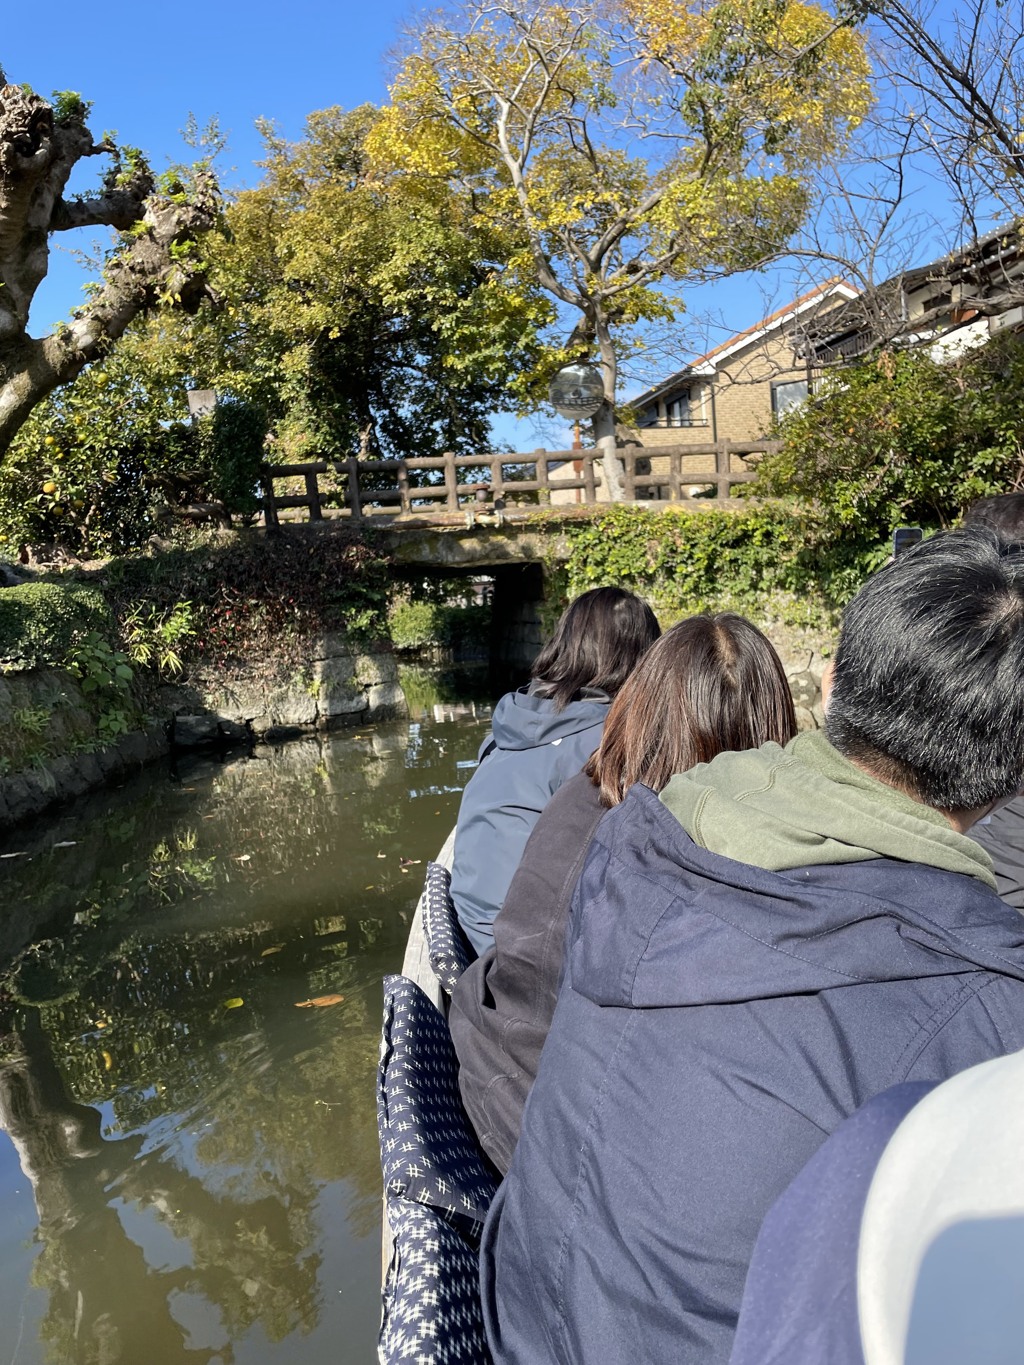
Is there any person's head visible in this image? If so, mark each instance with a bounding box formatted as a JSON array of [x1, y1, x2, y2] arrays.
[[962, 492, 1024, 542], [586, 613, 798, 806], [825, 527, 1024, 814], [531, 587, 660, 710]]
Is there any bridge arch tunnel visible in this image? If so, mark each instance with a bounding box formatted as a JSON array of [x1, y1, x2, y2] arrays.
[[393, 562, 549, 687]]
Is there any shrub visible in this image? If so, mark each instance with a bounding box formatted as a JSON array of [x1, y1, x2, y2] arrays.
[[389, 599, 437, 650], [553, 501, 868, 629], [0, 582, 112, 670], [755, 335, 1024, 547]]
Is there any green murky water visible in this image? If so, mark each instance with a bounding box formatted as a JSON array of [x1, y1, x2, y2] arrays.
[[0, 679, 491, 1365]]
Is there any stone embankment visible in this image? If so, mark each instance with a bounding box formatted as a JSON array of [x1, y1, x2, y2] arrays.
[[780, 647, 828, 731], [0, 636, 406, 831]]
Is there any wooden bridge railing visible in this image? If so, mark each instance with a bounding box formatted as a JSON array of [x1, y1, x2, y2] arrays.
[[259, 441, 779, 528]]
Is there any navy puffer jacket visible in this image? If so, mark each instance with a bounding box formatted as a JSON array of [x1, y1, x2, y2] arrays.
[[480, 785, 1024, 1365]]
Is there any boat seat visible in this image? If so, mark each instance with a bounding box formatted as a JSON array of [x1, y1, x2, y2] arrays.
[[377, 973, 498, 1242], [380, 1197, 492, 1365], [422, 862, 475, 993]]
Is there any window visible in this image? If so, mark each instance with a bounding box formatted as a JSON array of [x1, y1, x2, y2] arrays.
[[667, 392, 692, 426], [771, 380, 809, 418], [638, 404, 659, 428]]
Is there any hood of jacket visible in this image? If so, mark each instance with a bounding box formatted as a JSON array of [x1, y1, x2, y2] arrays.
[[488, 687, 609, 753], [568, 780, 1024, 1013], [659, 730, 995, 889]]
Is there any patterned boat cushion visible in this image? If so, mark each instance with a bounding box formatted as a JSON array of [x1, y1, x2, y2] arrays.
[[380, 1197, 492, 1364], [378, 974, 498, 1241], [422, 862, 474, 992]]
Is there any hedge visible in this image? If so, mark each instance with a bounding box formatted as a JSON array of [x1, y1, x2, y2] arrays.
[[0, 582, 113, 671]]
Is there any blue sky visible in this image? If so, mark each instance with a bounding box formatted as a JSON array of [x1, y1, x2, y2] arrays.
[[4, 1, 575, 447], [4, 1, 416, 329], [2, 4, 988, 451]]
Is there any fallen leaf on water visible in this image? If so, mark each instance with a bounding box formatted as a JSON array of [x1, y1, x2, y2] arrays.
[[234, 854, 252, 862], [224, 997, 244, 1009], [101, 1050, 113, 1071], [400, 867, 410, 874], [260, 945, 284, 957], [0, 852, 27, 859], [399, 858, 422, 867], [53, 840, 78, 848], [376, 851, 386, 859], [94, 1020, 108, 1030], [295, 994, 345, 1008], [364, 885, 375, 890]]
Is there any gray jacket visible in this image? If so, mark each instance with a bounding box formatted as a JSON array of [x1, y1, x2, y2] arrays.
[[449, 688, 608, 955]]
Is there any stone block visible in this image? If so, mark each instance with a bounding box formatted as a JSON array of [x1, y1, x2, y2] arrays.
[[76, 753, 104, 788], [2, 775, 34, 823], [47, 755, 90, 801], [171, 715, 250, 749], [206, 682, 269, 727], [788, 671, 820, 710], [314, 632, 356, 662], [793, 704, 818, 733], [265, 684, 317, 729], [783, 650, 813, 678], [116, 733, 150, 769], [353, 652, 397, 686], [95, 743, 127, 779], [319, 682, 367, 719], [808, 653, 830, 686], [368, 682, 407, 719]]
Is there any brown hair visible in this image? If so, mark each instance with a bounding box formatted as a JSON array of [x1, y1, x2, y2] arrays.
[[585, 613, 797, 805], [530, 586, 660, 710]]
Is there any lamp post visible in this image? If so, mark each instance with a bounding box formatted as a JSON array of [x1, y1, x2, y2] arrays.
[[547, 362, 624, 502]]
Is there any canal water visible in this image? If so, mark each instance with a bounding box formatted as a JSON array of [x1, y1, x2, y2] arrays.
[[0, 673, 492, 1365]]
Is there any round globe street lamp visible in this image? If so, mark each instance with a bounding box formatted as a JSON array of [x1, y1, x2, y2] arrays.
[[548, 361, 625, 502], [548, 362, 605, 421]]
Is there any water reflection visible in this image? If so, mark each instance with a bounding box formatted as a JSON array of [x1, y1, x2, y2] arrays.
[[0, 694, 490, 1365]]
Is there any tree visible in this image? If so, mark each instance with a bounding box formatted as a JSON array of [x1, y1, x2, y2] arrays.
[[0, 75, 219, 458], [0, 347, 266, 560], [141, 105, 551, 465], [757, 0, 1024, 354], [753, 330, 1024, 543], [369, 0, 871, 496]]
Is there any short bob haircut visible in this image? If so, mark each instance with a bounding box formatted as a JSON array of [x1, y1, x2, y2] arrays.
[[530, 587, 660, 710], [586, 613, 798, 805], [825, 527, 1024, 811]]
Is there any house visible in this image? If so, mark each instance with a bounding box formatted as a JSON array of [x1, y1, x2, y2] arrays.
[[802, 222, 1024, 365], [550, 225, 1024, 504], [548, 279, 858, 504], [626, 279, 859, 448]]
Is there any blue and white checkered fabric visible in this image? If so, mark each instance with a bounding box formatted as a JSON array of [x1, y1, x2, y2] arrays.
[[380, 1198, 492, 1364], [378, 974, 498, 1242], [422, 863, 474, 993]]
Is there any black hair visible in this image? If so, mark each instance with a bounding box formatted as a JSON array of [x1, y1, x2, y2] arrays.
[[531, 587, 660, 710], [963, 493, 1024, 542], [825, 527, 1024, 811]]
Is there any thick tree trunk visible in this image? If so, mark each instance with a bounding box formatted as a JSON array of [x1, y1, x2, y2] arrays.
[[594, 319, 625, 502], [0, 82, 218, 458]]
